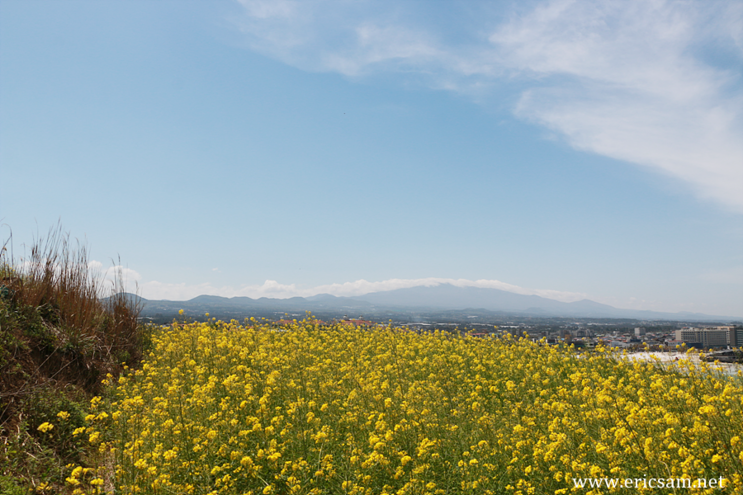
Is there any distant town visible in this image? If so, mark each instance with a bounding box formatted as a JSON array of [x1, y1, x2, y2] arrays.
[[142, 304, 743, 353], [377, 318, 743, 352]]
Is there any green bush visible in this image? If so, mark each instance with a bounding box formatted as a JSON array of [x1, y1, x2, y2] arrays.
[[0, 475, 25, 495]]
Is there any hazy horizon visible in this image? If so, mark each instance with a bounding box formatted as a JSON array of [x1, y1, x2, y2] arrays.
[[125, 277, 589, 303], [110, 277, 740, 319]]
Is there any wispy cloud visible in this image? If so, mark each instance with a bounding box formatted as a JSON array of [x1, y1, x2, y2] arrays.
[[493, 0, 743, 211], [233, 0, 743, 211], [88, 260, 142, 294], [233, 0, 450, 77], [137, 276, 588, 303]]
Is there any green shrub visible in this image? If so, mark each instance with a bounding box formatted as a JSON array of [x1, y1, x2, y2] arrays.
[[0, 475, 25, 495]]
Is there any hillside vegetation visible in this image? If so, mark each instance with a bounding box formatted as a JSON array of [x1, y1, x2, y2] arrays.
[[0, 228, 148, 493]]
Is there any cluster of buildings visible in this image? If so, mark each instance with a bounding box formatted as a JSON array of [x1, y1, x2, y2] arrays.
[[593, 325, 743, 350], [595, 328, 667, 349], [517, 324, 743, 351], [673, 326, 743, 349]]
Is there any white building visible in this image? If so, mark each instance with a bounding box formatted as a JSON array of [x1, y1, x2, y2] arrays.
[[675, 327, 740, 348]]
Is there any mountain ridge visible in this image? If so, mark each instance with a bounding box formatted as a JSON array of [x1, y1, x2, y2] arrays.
[[124, 283, 742, 322]]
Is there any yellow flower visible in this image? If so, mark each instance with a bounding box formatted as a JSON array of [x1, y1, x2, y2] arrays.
[[37, 422, 54, 433], [89, 317, 743, 495]]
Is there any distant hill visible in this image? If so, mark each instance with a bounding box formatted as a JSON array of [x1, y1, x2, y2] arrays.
[[129, 283, 741, 323], [351, 285, 599, 314], [352, 284, 738, 320]]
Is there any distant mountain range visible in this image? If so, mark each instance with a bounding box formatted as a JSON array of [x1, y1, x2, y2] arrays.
[[130, 284, 741, 323]]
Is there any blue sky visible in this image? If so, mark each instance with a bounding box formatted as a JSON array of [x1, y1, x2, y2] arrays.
[[1, 0, 742, 317]]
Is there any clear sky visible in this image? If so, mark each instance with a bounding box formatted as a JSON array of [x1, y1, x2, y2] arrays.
[[1, 0, 742, 317]]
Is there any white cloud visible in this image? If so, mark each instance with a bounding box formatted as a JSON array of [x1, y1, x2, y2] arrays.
[[138, 276, 588, 302], [233, 0, 455, 77], [491, 0, 743, 211], [89, 260, 142, 295], [232, 0, 743, 211], [239, 0, 297, 20], [138, 281, 225, 301]]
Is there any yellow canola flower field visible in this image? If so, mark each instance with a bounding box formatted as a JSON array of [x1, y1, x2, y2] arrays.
[[72, 319, 743, 494]]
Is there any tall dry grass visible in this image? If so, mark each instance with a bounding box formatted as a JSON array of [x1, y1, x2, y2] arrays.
[[0, 225, 149, 491], [1, 225, 143, 365], [0, 225, 148, 426]]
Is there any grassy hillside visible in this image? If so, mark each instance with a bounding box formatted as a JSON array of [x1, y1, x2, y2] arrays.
[[0, 228, 149, 493]]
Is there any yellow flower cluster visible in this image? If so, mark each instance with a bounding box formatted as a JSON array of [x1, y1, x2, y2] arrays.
[[74, 318, 743, 494], [37, 422, 54, 433], [63, 394, 113, 494]]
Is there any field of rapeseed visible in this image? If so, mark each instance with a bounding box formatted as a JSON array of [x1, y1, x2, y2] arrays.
[[63, 318, 743, 494]]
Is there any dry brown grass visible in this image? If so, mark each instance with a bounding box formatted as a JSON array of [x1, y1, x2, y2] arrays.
[[0, 225, 149, 491]]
